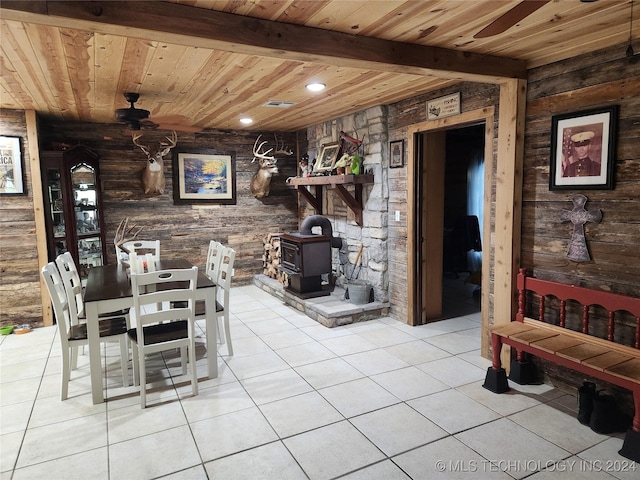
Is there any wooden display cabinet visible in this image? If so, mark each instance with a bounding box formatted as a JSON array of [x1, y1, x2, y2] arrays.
[[40, 145, 107, 282]]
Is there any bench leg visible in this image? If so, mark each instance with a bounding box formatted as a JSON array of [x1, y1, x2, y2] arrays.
[[618, 388, 640, 463], [509, 351, 536, 385], [483, 332, 510, 393]]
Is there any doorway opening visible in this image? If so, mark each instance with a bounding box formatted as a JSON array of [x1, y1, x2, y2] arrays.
[[441, 125, 485, 319], [412, 121, 486, 324]]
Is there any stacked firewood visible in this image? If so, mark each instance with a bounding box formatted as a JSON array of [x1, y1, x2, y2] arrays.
[[263, 233, 288, 286]]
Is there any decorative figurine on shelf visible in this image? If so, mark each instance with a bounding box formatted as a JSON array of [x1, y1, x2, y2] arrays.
[[334, 153, 351, 175], [299, 154, 311, 177], [350, 155, 361, 175]]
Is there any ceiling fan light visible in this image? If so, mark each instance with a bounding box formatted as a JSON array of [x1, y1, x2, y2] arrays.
[[306, 83, 326, 92], [239, 117, 253, 125]]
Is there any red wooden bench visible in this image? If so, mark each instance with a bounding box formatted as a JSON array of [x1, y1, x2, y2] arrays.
[[483, 268, 640, 462]]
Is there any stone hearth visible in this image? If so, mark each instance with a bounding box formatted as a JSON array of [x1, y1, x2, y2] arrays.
[[253, 274, 390, 327]]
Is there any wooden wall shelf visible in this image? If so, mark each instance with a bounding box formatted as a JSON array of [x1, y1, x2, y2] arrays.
[[288, 174, 374, 226]]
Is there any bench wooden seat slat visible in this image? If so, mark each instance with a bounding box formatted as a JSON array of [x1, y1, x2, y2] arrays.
[[555, 342, 611, 362], [605, 358, 640, 384], [530, 335, 583, 354], [510, 329, 558, 345], [489, 322, 535, 337], [583, 351, 636, 372]]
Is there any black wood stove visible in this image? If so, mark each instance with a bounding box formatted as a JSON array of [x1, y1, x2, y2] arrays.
[[279, 215, 342, 298]]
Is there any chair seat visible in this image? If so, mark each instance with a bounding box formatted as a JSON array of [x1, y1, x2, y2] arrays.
[[78, 308, 130, 320], [68, 316, 128, 341], [171, 300, 222, 316], [128, 320, 188, 346]]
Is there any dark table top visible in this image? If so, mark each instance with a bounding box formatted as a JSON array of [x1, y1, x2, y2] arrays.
[[84, 259, 214, 303]]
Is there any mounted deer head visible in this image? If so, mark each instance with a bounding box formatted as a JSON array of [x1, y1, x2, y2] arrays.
[[249, 134, 293, 199], [132, 130, 177, 194]]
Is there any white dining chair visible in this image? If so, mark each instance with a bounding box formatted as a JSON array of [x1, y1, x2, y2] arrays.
[[128, 251, 157, 274], [190, 245, 236, 355], [55, 252, 130, 381], [117, 239, 160, 264], [41, 262, 129, 400], [204, 240, 224, 282], [129, 266, 199, 408], [214, 246, 236, 355]]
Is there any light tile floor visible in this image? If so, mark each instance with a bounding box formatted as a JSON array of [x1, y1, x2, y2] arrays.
[[1, 284, 637, 480]]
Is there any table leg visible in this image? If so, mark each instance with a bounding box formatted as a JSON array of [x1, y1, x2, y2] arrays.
[[85, 302, 104, 404], [205, 287, 218, 379]]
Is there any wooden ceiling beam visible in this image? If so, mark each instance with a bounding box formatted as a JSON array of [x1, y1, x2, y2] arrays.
[[0, 0, 527, 84]]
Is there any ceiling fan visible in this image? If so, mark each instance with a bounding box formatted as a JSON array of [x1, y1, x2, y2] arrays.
[[114, 92, 202, 133], [474, 0, 551, 39]]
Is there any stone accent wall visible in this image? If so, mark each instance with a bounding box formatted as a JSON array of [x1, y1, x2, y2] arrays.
[[305, 106, 390, 303]]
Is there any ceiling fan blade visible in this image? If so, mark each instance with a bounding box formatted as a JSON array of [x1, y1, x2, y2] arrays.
[[474, 0, 551, 39], [151, 114, 191, 124], [155, 123, 203, 133]]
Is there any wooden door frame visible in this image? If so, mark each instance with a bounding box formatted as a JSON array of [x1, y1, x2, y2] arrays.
[[407, 79, 526, 360]]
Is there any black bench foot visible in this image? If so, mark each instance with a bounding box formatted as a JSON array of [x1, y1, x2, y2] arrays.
[[619, 428, 640, 463], [483, 367, 510, 393], [508, 359, 536, 385]]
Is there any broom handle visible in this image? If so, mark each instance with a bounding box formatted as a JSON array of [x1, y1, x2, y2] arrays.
[[350, 244, 363, 280]]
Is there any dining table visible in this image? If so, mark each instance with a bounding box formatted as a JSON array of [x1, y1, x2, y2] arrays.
[[83, 258, 217, 404]]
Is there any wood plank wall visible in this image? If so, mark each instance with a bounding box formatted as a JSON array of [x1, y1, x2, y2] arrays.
[[36, 123, 304, 286], [524, 45, 640, 298], [0, 109, 41, 326], [522, 44, 639, 402]]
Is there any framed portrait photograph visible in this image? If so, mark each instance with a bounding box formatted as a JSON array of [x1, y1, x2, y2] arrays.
[[173, 150, 236, 204], [0, 136, 24, 195], [549, 106, 618, 191], [390, 139, 404, 168], [313, 142, 340, 173]]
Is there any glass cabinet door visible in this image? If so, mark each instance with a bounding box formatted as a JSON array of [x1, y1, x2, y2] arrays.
[[71, 163, 104, 278], [45, 167, 68, 257]]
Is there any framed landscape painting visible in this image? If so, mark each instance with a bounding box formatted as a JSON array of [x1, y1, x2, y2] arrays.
[[173, 150, 236, 204]]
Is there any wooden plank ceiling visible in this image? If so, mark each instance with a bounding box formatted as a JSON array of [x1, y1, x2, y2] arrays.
[[0, 0, 637, 132]]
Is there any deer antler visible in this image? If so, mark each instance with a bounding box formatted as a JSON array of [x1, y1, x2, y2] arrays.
[[157, 130, 177, 157], [114, 217, 143, 254], [132, 131, 177, 160], [273, 134, 294, 156], [252, 135, 275, 163], [132, 133, 151, 157]]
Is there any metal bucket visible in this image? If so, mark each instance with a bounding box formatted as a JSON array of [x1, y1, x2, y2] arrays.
[[346, 280, 373, 304]]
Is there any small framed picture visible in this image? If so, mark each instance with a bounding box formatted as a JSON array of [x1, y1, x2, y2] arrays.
[[0, 136, 24, 195], [389, 139, 404, 168], [313, 142, 340, 173], [549, 106, 618, 190]]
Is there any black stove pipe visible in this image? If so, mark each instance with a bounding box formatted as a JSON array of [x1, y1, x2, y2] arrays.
[[300, 215, 343, 248]]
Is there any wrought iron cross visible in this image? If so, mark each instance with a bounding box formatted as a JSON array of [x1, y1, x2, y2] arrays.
[[560, 194, 602, 262]]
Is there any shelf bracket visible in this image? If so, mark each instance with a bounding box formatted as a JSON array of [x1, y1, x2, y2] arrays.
[[296, 185, 323, 214], [335, 184, 364, 226], [289, 174, 373, 227]]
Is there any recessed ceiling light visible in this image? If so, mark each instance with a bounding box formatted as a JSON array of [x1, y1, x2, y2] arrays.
[[306, 83, 326, 92], [239, 117, 253, 125]]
